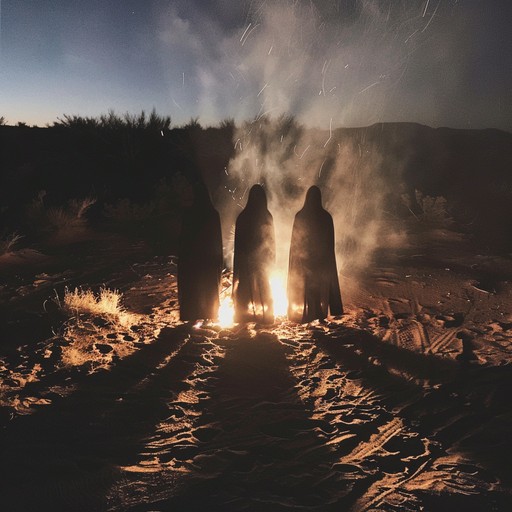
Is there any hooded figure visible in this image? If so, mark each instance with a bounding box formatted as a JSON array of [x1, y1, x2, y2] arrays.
[[287, 186, 343, 323], [233, 184, 275, 324], [178, 181, 223, 322]]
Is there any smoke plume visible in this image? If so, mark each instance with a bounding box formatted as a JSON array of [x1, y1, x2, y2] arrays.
[[156, 1, 468, 272]]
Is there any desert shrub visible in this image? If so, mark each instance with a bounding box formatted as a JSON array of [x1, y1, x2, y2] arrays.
[[0, 232, 24, 255], [218, 118, 235, 130], [401, 189, 453, 226], [182, 117, 201, 130], [59, 286, 137, 328], [0, 116, 6, 126], [55, 286, 140, 370], [103, 175, 185, 234], [46, 197, 96, 229], [26, 193, 96, 236], [63, 286, 124, 317], [54, 109, 171, 132]]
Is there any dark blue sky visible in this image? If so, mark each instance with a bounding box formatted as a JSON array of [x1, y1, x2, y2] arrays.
[[1, 0, 511, 131]]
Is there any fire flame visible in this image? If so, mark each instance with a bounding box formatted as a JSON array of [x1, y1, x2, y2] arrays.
[[269, 271, 288, 318], [217, 270, 288, 328], [218, 294, 235, 328]]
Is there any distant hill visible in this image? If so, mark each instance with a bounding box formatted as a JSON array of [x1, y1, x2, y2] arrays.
[[1, 121, 511, 249], [331, 123, 512, 247]]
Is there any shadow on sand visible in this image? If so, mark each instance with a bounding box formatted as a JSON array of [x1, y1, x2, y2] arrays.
[[315, 324, 512, 489], [141, 330, 360, 512], [0, 323, 207, 511]]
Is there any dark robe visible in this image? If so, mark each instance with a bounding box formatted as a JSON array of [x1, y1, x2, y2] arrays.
[[233, 185, 275, 324], [178, 183, 223, 321], [287, 186, 343, 323]]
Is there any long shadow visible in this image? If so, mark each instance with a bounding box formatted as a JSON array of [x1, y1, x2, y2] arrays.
[[315, 324, 458, 386], [140, 330, 367, 512], [316, 325, 512, 487], [0, 323, 210, 511]]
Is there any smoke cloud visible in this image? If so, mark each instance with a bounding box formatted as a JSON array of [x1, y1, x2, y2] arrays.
[[156, 1, 474, 128], [217, 116, 406, 279], [155, 0, 505, 273]]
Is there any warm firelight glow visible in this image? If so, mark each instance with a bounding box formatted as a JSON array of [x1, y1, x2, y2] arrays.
[[215, 270, 288, 328], [218, 294, 235, 328], [270, 271, 288, 318]]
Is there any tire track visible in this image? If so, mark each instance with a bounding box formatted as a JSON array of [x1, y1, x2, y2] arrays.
[[278, 324, 508, 511], [429, 327, 458, 354]]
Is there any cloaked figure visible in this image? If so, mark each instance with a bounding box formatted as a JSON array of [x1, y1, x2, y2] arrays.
[[287, 186, 343, 323], [178, 181, 223, 322], [233, 184, 275, 324]]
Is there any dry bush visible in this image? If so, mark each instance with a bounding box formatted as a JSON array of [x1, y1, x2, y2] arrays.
[[46, 197, 96, 230], [103, 176, 185, 229], [0, 232, 24, 256], [401, 189, 453, 227], [62, 286, 128, 321], [55, 286, 141, 372], [54, 109, 171, 132], [26, 193, 96, 236]]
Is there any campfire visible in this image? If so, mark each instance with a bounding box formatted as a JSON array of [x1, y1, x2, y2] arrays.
[[217, 270, 288, 328]]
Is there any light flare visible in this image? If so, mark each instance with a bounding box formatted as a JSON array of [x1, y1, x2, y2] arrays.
[[270, 271, 288, 318], [217, 294, 235, 328], [215, 271, 288, 328]]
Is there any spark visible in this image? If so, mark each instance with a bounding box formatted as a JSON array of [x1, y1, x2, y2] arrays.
[[240, 23, 252, 42], [422, 0, 441, 33], [405, 29, 419, 43], [257, 83, 269, 97], [359, 82, 379, 94], [294, 145, 311, 159], [256, 106, 279, 121], [321, 59, 331, 97], [268, 45, 273, 55], [323, 118, 332, 148], [318, 158, 327, 177], [284, 71, 297, 83], [182, 72, 185, 87], [240, 23, 259, 46], [172, 98, 183, 111], [422, 0, 430, 17]]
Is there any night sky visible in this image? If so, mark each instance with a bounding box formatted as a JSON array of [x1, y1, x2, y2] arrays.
[[1, 0, 511, 131]]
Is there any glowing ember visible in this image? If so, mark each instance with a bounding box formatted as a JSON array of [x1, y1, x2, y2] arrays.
[[270, 271, 288, 318]]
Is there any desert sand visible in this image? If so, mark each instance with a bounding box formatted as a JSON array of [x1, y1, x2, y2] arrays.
[[1, 220, 511, 512]]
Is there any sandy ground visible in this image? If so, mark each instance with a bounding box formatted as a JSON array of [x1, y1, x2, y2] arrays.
[[0, 227, 511, 511]]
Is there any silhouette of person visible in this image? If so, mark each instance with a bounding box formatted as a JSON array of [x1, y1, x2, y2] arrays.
[[178, 181, 223, 322], [233, 184, 275, 324], [287, 186, 343, 323]]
